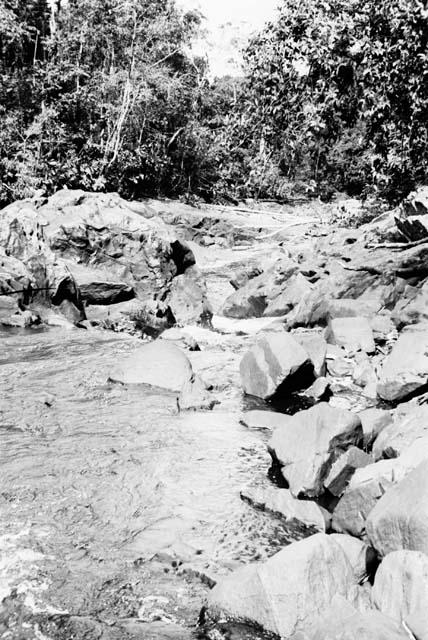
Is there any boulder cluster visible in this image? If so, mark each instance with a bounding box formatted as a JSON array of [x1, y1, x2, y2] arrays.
[[0, 189, 211, 333], [205, 188, 428, 639]]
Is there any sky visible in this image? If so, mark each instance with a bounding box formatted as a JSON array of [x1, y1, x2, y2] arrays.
[[177, 0, 279, 76]]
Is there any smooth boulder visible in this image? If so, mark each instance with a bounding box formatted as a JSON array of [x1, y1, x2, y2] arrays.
[[377, 324, 428, 401], [268, 403, 362, 498], [367, 460, 428, 556], [372, 550, 428, 622], [240, 332, 312, 400], [109, 340, 193, 392], [207, 533, 355, 639], [294, 596, 409, 640]]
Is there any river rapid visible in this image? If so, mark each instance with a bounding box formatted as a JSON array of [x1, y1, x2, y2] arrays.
[[0, 203, 323, 640]]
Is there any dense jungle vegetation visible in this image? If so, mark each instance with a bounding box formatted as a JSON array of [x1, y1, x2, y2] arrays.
[[0, 0, 427, 206]]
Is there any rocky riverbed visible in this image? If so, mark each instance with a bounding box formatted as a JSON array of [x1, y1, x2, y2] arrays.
[[1, 188, 428, 639]]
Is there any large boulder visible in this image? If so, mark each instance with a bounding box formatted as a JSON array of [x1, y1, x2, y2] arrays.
[[221, 257, 298, 319], [294, 596, 409, 640], [377, 324, 428, 402], [325, 317, 376, 354], [332, 459, 399, 537], [207, 533, 355, 639], [263, 273, 313, 317], [240, 484, 326, 532], [109, 340, 193, 392], [333, 438, 428, 537], [373, 403, 428, 459], [240, 332, 313, 400], [367, 460, 428, 556], [372, 550, 428, 623], [67, 263, 134, 305], [268, 403, 362, 498], [0, 190, 210, 330]]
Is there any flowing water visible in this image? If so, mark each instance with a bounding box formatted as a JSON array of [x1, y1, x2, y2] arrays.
[[0, 324, 308, 640], [0, 205, 327, 639]]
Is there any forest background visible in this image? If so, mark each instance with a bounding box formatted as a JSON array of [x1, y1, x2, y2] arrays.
[[0, 0, 427, 208]]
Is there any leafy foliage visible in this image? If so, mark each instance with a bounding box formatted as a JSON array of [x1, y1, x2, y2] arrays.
[[0, 0, 427, 206]]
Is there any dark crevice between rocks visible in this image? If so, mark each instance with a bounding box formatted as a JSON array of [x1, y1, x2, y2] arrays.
[[268, 362, 316, 409], [171, 240, 196, 275]]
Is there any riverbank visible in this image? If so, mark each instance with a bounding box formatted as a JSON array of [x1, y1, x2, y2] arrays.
[[1, 189, 428, 639]]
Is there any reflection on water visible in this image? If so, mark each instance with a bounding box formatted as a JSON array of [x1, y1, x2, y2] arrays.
[[0, 328, 302, 639]]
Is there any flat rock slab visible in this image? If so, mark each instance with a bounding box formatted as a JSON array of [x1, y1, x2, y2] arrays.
[[240, 410, 290, 431], [109, 340, 193, 392], [240, 484, 326, 532], [377, 324, 428, 401], [268, 403, 362, 498], [326, 317, 376, 354]]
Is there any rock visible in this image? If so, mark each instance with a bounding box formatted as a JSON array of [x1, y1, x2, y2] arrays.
[[304, 377, 330, 400], [240, 484, 326, 532], [230, 265, 263, 290], [240, 332, 313, 400], [327, 356, 354, 377], [377, 324, 428, 402], [0, 190, 210, 331], [159, 328, 200, 351], [207, 533, 355, 639], [222, 257, 298, 319], [167, 266, 212, 326], [324, 446, 373, 497], [0, 295, 20, 320], [392, 279, 428, 329], [370, 313, 396, 342], [268, 403, 362, 498], [352, 354, 377, 388], [332, 459, 399, 537], [109, 340, 193, 392], [366, 461, 428, 556], [358, 408, 393, 448], [67, 263, 135, 305], [373, 403, 428, 459], [286, 282, 332, 328], [330, 535, 376, 584], [294, 332, 327, 377], [263, 273, 312, 317], [406, 610, 428, 640], [325, 317, 376, 354], [327, 298, 382, 319], [295, 596, 409, 640], [372, 550, 428, 623], [239, 410, 290, 431], [178, 374, 216, 411]]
